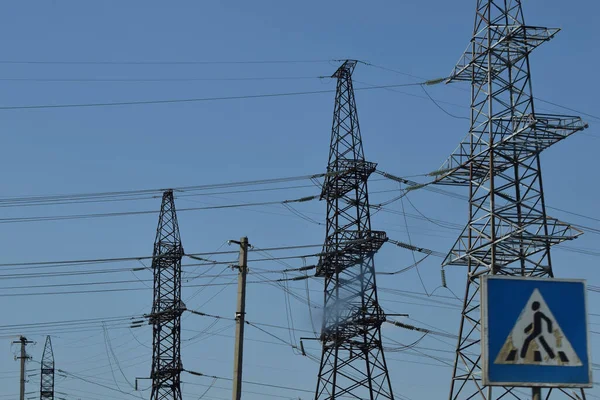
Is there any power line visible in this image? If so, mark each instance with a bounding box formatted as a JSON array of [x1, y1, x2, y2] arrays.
[[0, 243, 322, 268], [57, 369, 141, 398], [0, 200, 310, 223], [535, 98, 600, 122], [0, 275, 322, 298], [0, 183, 318, 209], [184, 369, 314, 394], [0, 256, 315, 279], [0, 59, 334, 65], [0, 171, 325, 206], [0, 315, 139, 331], [362, 62, 600, 125], [0, 83, 422, 111], [0, 76, 322, 83]]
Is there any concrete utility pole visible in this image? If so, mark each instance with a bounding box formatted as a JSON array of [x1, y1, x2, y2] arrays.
[[231, 237, 249, 400], [14, 336, 32, 400]]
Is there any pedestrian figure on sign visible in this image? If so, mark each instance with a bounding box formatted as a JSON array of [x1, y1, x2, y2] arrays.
[[520, 301, 555, 360]]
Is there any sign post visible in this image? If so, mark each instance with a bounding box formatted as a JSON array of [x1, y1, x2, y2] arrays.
[[482, 276, 592, 389]]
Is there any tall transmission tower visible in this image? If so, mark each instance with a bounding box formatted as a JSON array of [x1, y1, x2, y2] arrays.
[[314, 60, 394, 400], [436, 1, 588, 399], [149, 190, 185, 400], [40, 336, 54, 400]]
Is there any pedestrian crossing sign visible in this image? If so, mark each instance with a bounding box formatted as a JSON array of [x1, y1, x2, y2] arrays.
[[482, 276, 592, 387]]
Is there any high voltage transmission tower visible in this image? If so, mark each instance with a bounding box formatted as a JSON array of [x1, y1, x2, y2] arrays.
[[314, 60, 394, 400], [40, 336, 54, 400], [149, 190, 185, 400], [436, 1, 588, 399]]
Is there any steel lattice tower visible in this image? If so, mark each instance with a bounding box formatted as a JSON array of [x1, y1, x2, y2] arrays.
[[436, 1, 588, 399], [40, 336, 54, 400], [150, 190, 185, 400], [314, 60, 393, 400]]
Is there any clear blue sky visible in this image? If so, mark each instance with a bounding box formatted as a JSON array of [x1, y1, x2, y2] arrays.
[[0, 1, 598, 399]]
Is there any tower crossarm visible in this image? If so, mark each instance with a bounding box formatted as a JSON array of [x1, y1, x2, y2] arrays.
[[320, 160, 377, 201], [435, 114, 587, 186], [316, 230, 387, 277], [443, 216, 582, 268], [448, 25, 560, 84], [320, 309, 387, 344]]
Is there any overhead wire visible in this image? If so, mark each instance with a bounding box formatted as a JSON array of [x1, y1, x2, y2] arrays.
[[251, 245, 307, 350], [0, 172, 326, 207], [0, 58, 335, 65], [419, 84, 470, 120], [102, 323, 129, 393], [0, 182, 319, 210], [103, 324, 136, 391], [184, 240, 231, 303], [0, 255, 320, 278], [57, 369, 140, 398], [398, 182, 431, 295], [0, 243, 323, 269], [0, 196, 320, 224], [184, 369, 314, 394], [0, 76, 322, 83], [0, 82, 423, 111], [362, 61, 600, 125]]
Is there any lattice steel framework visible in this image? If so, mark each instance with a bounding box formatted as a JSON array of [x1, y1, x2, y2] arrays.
[[314, 60, 393, 400], [40, 336, 54, 400], [150, 190, 185, 400], [437, 1, 588, 399]]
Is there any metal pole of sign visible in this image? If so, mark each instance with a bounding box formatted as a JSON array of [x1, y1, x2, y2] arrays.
[[532, 387, 541, 400]]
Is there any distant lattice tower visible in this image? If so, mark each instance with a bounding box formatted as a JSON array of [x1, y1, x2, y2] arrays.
[[150, 190, 185, 400], [314, 60, 394, 400], [40, 336, 54, 400], [436, 1, 588, 399]]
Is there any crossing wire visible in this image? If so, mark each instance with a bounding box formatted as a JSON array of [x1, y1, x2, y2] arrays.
[[0, 58, 334, 65], [0, 171, 326, 206], [0, 82, 423, 111]]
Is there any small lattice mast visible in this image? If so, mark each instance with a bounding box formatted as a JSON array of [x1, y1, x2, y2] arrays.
[[40, 336, 54, 400], [150, 190, 185, 400]]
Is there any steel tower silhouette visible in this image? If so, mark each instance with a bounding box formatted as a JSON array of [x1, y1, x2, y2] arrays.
[[314, 60, 394, 400], [436, 1, 588, 399], [40, 336, 54, 400], [150, 190, 185, 400]]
